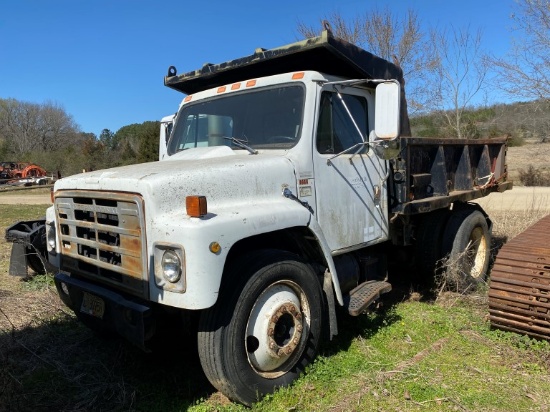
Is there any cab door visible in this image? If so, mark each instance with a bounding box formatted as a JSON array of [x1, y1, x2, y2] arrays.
[[313, 87, 389, 252]]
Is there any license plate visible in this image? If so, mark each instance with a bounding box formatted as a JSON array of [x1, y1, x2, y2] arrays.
[[81, 292, 105, 319]]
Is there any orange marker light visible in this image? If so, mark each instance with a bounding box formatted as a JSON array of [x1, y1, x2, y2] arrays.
[[209, 242, 221, 254], [292, 72, 305, 80], [217, 86, 226, 93], [184, 95, 193, 102], [246, 80, 256, 87], [231, 83, 241, 90], [186, 195, 207, 217]]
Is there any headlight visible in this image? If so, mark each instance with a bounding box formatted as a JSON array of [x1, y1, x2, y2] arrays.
[[161, 249, 181, 283], [47, 223, 56, 251], [154, 244, 185, 292]]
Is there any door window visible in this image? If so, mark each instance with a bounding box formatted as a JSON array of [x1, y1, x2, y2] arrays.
[[316, 91, 369, 154]]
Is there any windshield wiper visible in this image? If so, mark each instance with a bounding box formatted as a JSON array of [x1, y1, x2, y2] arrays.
[[223, 137, 258, 155]]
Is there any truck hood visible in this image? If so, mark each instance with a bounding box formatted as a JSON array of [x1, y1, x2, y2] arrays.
[[54, 146, 297, 214]]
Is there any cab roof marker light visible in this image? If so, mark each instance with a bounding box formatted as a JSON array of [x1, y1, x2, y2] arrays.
[[184, 95, 193, 102], [217, 86, 226, 93], [292, 72, 305, 80], [246, 80, 257, 87], [231, 83, 241, 90]]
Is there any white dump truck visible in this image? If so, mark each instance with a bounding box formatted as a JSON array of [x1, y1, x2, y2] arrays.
[[20, 31, 511, 404]]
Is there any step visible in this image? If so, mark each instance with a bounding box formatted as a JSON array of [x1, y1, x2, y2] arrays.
[[345, 280, 392, 316]]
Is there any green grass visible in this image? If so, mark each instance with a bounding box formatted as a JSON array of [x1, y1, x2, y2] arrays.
[[188, 300, 550, 412], [0, 204, 48, 226], [1, 205, 549, 411]]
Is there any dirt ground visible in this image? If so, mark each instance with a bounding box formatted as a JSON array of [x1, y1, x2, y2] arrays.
[[0, 194, 50, 205], [0, 187, 51, 205], [474, 186, 550, 211]]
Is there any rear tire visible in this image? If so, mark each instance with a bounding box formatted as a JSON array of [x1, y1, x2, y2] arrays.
[[198, 250, 323, 405], [441, 208, 491, 287]]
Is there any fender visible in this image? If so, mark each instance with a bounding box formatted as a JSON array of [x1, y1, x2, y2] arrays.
[[148, 196, 320, 309], [306, 217, 345, 306]]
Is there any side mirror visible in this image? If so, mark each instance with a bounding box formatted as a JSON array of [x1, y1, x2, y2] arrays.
[[374, 81, 400, 139], [164, 122, 173, 144], [159, 114, 175, 160]]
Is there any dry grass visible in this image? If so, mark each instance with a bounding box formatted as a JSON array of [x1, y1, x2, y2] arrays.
[[490, 207, 550, 241], [505, 140, 550, 184], [0, 283, 209, 412], [434, 251, 485, 296]]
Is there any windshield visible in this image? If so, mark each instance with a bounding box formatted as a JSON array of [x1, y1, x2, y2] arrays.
[[168, 85, 304, 154]]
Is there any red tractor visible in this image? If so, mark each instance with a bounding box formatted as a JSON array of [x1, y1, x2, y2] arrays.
[[0, 162, 48, 184]]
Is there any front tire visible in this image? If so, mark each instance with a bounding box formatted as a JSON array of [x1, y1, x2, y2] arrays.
[[198, 250, 323, 405]]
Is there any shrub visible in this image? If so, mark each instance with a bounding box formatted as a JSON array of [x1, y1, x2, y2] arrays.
[[518, 165, 550, 186], [506, 134, 525, 147]]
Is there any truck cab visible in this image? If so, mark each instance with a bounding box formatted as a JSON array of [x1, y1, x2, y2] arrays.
[[46, 31, 511, 405]]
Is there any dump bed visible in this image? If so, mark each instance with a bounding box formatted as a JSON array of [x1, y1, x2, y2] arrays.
[[164, 30, 411, 136], [390, 137, 512, 215], [164, 30, 403, 94]]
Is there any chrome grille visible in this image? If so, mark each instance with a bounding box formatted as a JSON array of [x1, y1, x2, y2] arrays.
[[55, 191, 148, 298]]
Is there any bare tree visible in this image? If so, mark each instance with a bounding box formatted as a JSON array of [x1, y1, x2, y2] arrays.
[[0, 98, 80, 155], [297, 8, 439, 114], [489, 0, 550, 100], [298, 12, 365, 45], [37, 101, 80, 151], [431, 26, 489, 139]]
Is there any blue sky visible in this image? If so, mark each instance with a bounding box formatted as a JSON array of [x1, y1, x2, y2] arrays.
[[0, 0, 516, 137]]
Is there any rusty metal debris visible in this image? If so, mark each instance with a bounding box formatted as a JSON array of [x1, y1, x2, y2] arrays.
[[489, 213, 550, 340]]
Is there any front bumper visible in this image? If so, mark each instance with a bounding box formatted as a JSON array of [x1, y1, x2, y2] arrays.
[[54, 273, 154, 351]]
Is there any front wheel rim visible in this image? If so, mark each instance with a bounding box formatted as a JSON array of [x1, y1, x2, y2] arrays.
[[245, 280, 310, 378]]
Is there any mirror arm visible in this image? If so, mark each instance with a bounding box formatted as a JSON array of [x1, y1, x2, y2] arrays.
[[326, 142, 369, 165], [334, 87, 366, 144]]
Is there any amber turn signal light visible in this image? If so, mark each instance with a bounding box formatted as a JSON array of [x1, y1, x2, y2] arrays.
[[186, 195, 207, 217]]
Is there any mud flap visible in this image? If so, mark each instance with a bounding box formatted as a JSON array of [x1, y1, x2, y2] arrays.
[[9, 243, 29, 277], [5, 219, 54, 275]]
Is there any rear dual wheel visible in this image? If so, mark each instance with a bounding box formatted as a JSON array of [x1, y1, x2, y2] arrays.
[[442, 208, 491, 286], [198, 250, 323, 405]]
